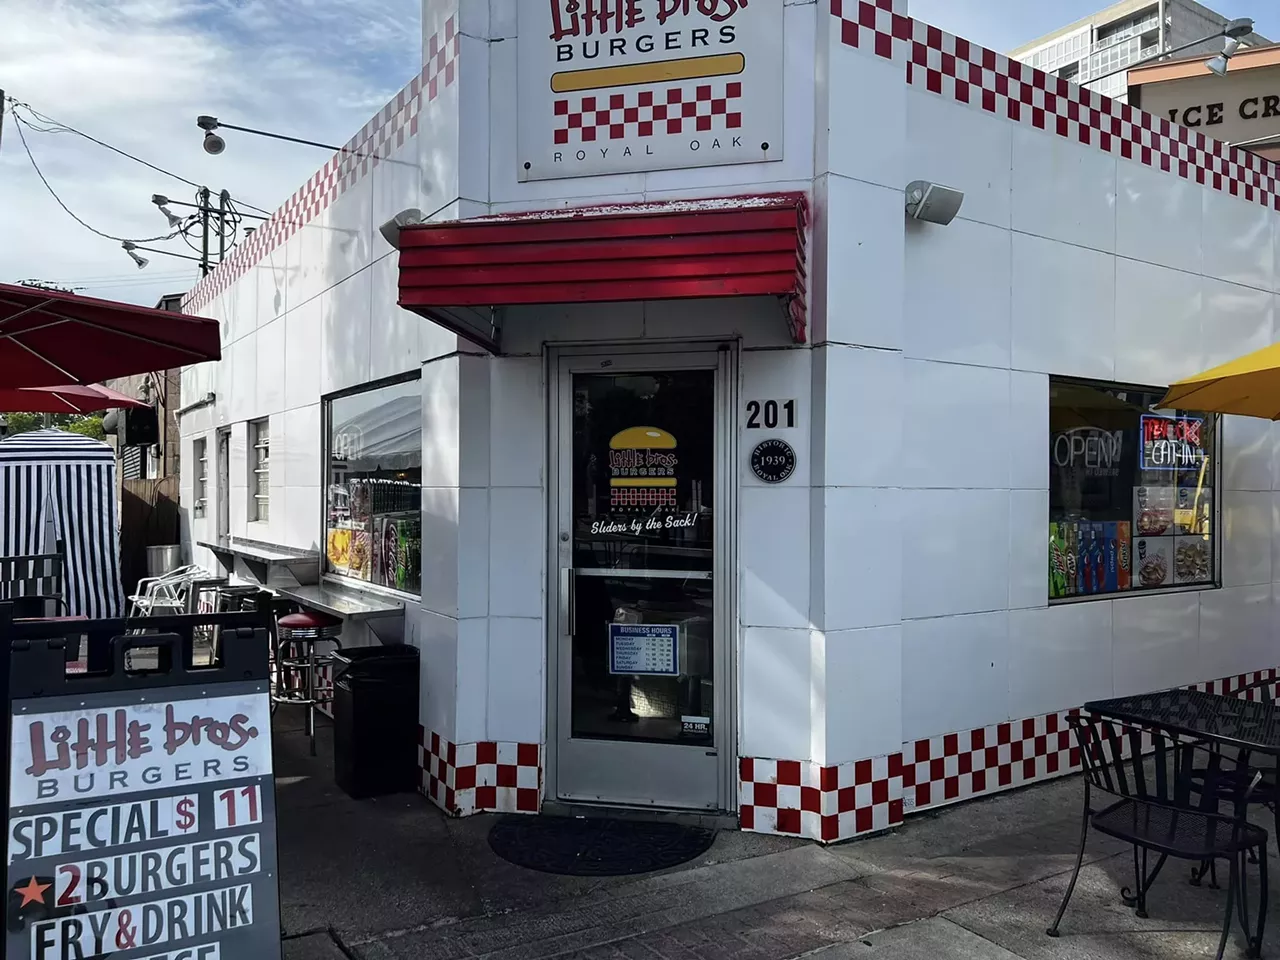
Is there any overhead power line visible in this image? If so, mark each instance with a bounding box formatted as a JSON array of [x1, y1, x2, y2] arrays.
[[6, 98, 277, 219], [9, 114, 179, 245]]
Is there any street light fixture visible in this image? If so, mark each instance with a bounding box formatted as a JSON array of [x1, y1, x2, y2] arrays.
[[151, 195, 187, 230], [1084, 16, 1254, 86], [197, 115, 346, 155], [1206, 37, 1241, 77], [121, 242, 150, 269]]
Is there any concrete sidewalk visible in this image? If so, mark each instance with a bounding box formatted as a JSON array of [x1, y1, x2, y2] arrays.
[[274, 714, 1279, 960]]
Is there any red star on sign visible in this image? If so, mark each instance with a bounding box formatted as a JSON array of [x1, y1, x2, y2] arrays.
[[15, 876, 49, 908]]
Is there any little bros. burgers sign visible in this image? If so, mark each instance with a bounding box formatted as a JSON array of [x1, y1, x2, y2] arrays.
[[518, 0, 784, 180]]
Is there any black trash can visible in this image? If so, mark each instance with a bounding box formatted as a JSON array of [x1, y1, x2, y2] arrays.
[[332, 644, 420, 799]]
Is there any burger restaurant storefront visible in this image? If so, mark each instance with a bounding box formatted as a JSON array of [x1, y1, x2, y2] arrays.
[[178, 0, 1280, 843]]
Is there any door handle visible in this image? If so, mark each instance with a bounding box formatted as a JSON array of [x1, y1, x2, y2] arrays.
[[561, 568, 576, 636]]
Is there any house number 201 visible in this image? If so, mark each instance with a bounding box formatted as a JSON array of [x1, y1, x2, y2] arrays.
[[746, 399, 796, 429]]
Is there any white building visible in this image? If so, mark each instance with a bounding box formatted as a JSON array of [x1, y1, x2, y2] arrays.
[[179, 0, 1280, 842], [1010, 0, 1270, 101]]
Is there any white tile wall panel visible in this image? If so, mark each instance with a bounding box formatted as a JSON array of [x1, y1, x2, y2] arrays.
[[1113, 259, 1205, 387], [902, 360, 1010, 490], [1222, 489, 1273, 587], [1115, 158, 1202, 276], [1011, 125, 1117, 253], [741, 627, 814, 762], [823, 487, 902, 632], [902, 612, 1009, 743], [823, 176, 905, 351], [1201, 279, 1274, 370], [1010, 233, 1116, 381], [904, 86, 1012, 229], [741, 486, 812, 630], [1111, 591, 1202, 697], [320, 269, 373, 396], [256, 318, 286, 417], [824, 625, 903, 766], [901, 489, 1010, 620], [1008, 601, 1114, 720], [1008, 490, 1048, 610], [1203, 187, 1275, 292], [487, 617, 545, 745], [903, 218, 1011, 368], [818, 345, 903, 489]]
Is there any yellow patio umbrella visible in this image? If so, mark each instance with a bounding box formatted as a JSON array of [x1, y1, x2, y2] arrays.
[[1159, 342, 1280, 419]]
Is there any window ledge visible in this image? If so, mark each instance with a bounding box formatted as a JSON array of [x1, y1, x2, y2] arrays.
[[1048, 581, 1221, 606]]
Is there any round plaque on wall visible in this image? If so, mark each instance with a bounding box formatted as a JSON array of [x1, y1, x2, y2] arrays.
[[750, 439, 796, 484]]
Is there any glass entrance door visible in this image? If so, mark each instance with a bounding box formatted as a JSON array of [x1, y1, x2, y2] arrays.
[[552, 350, 731, 810]]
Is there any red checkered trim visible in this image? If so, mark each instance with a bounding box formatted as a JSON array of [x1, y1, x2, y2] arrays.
[[831, 0, 1280, 211], [554, 82, 743, 145], [181, 17, 460, 314], [743, 667, 1280, 843], [417, 726, 542, 817], [739, 755, 903, 843], [903, 711, 1080, 813]]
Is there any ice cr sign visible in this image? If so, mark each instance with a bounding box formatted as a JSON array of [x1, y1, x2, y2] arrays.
[[518, 0, 784, 180]]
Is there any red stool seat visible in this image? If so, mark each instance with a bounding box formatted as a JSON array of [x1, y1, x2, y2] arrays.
[[277, 610, 342, 641]]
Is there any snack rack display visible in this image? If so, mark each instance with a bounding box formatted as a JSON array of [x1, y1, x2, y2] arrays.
[[326, 478, 422, 594], [1049, 482, 1213, 599]]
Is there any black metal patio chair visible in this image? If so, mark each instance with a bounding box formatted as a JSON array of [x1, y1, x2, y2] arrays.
[[1047, 712, 1268, 960]]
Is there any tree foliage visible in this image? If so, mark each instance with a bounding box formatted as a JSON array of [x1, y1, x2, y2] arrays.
[[1, 413, 104, 441]]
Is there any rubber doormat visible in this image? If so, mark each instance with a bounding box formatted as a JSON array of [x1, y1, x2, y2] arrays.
[[487, 815, 716, 876]]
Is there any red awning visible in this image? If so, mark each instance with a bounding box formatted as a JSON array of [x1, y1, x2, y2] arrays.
[[0, 383, 147, 415], [0, 283, 222, 388], [397, 193, 808, 352]]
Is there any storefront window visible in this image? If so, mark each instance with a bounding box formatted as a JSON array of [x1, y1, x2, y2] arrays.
[[1049, 379, 1218, 600], [324, 376, 422, 595]]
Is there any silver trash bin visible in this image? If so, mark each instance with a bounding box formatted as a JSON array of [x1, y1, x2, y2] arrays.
[[146, 544, 183, 578]]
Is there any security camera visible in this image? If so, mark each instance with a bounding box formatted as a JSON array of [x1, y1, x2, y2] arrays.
[[905, 180, 965, 225], [379, 208, 424, 250], [203, 131, 226, 156]]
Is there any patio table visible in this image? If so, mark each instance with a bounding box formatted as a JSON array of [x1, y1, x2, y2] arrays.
[[1085, 688, 1279, 957], [1086, 689, 1280, 756]]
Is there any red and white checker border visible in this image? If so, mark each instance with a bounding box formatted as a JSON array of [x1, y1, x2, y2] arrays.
[[554, 82, 743, 145], [182, 17, 460, 315], [742, 667, 1280, 844], [830, 0, 1280, 211], [418, 726, 542, 817]]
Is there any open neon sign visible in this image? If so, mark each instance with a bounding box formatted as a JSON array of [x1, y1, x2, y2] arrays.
[[1140, 415, 1206, 471]]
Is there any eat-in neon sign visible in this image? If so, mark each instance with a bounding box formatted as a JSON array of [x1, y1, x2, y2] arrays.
[[1140, 415, 1205, 470]]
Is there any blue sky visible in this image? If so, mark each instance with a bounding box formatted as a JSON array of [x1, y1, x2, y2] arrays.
[[912, 0, 1280, 51], [0, 0, 418, 305], [2, 0, 1278, 306]]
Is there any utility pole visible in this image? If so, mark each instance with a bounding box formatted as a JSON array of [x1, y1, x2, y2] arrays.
[[199, 186, 212, 278]]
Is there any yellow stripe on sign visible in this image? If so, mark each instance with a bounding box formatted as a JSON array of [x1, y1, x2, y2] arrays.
[[551, 53, 745, 94], [609, 478, 678, 488]]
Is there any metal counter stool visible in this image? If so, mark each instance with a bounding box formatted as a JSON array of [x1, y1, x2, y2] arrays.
[[274, 610, 343, 756]]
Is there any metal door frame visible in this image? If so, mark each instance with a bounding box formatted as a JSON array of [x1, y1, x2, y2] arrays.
[[544, 342, 739, 812], [215, 427, 231, 541]]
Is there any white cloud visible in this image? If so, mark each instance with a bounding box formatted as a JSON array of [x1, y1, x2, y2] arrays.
[[0, 0, 419, 305]]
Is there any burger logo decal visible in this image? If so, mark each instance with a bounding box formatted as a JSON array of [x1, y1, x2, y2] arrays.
[[609, 426, 679, 511]]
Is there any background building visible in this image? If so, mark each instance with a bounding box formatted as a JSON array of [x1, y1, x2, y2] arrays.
[[102, 292, 182, 591], [1011, 0, 1270, 101], [1129, 43, 1280, 160]]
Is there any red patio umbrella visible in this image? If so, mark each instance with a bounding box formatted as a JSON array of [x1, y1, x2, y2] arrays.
[[0, 283, 220, 388], [0, 383, 148, 414]]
